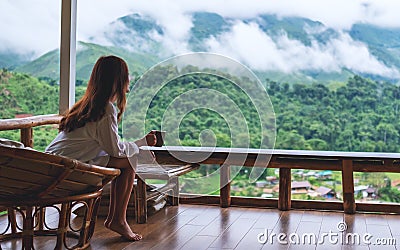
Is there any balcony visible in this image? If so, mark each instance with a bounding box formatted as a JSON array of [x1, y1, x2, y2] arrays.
[[1, 2, 400, 248], [1, 115, 400, 249]]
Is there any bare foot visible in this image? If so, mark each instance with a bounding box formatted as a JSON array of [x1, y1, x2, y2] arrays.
[[106, 221, 142, 241], [104, 219, 111, 229]]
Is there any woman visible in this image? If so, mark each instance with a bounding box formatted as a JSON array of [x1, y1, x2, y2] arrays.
[[46, 55, 155, 241]]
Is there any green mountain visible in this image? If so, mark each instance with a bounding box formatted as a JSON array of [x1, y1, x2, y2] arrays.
[[0, 51, 32, 69], [5, 12, 400, 84], [104, 14, 164, 55], [188, 12, 230, 51], [350, 23, 400, 69], [254, 69, 354, 86], [16, 42, 158, 82], [253, 14, 337, 46]]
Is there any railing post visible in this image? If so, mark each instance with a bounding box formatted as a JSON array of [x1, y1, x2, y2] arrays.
[[220, 164, 231, 208], [21, 127, 33, 148], [342, 159, 356, 214], [278, 168, 291, 211]]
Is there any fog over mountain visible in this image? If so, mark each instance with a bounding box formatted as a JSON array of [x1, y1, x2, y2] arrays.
[[1, 1, 400, 83], [36, 12, 400, 83]]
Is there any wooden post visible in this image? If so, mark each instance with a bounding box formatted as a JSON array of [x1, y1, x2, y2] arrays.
[[22, 206, 34, 250], [8, 208, 17, 233], [220, 164, 231, 208], [278, 168, 291, 211], [37, 207, 45, 231], [342, 159, 356, 214], [169, 176, 179, 206], [21, 127, 33, 148], [135, 177, 147, 224]]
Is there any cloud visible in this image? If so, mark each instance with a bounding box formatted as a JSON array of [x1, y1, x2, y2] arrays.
[[0, 0, 60, 57], [204, 21, 400, 78], [2, 0, 400, 55], [326, 32, 399, 77], [126, 0, 400, 29], [1, 0, 400, 78]]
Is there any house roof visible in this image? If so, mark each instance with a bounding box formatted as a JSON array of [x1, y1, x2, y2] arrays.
[[365, 187, 376, 193], [319, 170, 333, 176], [315, 186, 332, 195], [354, 185, 369, 191], [291, 181, 311, 189]]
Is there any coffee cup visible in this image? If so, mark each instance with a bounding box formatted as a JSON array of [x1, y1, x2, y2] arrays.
[[151, 130, 166, 147]]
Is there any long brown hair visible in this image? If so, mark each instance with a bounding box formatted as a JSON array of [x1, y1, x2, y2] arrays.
[[59, 55, 129, 132]]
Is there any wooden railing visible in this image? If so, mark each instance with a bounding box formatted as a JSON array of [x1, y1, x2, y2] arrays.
[[148, 146, 400, 214], [0, 114, 62, 147], [1, 115, 400, 214]]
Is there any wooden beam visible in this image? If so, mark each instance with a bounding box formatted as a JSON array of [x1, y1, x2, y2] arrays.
[[356, 203, 400, 213], [179, 194, 220, 205], [134, 177, 147, 224], [59, 0, 77, 114], [231, 196, 278, 208], [220, 164, 231, 208], [0, 114, 61, 131], [278, 168, 291, 211], [20, 127, 33, 148], [342, 159, 356, 214], [291, 200, 343, 211], [180, 195, 400, 214], [169, 176, 179, 206]]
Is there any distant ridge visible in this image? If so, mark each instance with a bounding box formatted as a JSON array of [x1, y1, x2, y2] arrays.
[[4, 12, 400, 84]]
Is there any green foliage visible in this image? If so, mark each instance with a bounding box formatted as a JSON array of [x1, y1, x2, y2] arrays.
[[268, 75, 400, 152], [0, 69, 58, 118], [0, 69, 59, 150], [125, 66, 268, 148], [378, 187, 400, 203], [4, 67, 400, 154]]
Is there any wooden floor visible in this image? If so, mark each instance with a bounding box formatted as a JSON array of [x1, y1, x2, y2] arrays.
[[1, 204, 400, 249]]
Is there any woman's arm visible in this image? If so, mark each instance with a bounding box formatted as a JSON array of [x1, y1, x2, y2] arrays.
[[96, 113, 139, 158]]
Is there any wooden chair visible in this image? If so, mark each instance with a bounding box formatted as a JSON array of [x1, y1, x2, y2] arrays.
[[0, 145, 120, 250]]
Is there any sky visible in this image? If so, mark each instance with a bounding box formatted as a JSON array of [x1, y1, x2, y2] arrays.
[[1, 0, 400, 77]]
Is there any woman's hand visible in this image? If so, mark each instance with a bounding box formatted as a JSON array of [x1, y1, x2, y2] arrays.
[[145, 131, 157, 146], [135, 132, 157, 147]]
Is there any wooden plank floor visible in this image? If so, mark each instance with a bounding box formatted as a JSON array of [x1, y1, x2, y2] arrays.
[[1, 205, 400, 249]]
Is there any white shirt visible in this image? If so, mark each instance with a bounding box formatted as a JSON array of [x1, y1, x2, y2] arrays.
[[45, 102, 139, 168]]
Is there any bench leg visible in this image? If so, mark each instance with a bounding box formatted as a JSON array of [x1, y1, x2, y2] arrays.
[[135, 177, 147, 224], [168, 176, 179, 206], [22, 206, 34, 250]]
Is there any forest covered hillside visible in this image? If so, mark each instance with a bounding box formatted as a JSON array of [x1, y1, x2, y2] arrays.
[[2, 68, 400, 153]]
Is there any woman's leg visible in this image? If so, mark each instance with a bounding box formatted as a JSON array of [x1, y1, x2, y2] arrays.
[[105, 157, 142, 241]]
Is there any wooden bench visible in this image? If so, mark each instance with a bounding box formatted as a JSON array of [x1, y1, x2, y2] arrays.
[[0, 145, 120, 249], [134, 163, 199, 224]]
